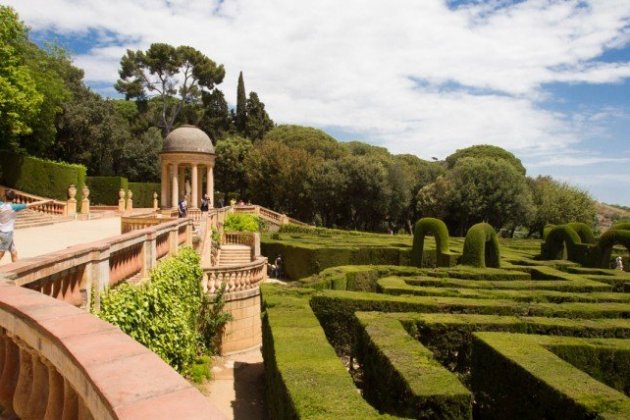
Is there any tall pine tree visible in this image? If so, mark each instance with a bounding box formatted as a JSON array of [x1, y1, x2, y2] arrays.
[[235, 71, 247, 135]]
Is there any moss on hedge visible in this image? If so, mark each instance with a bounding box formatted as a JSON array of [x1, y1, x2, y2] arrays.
[[471, 333, 630, 419], [461, 223, 501, 268]]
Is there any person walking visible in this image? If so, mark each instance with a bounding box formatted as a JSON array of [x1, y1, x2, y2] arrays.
[[0, 190, 53, 263]]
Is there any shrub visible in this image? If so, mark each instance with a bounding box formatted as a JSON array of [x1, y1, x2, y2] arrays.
[[0, 151, 86, 203], [87, 176, 128, 205], [410, 217, 458, 268], [461, 223, 501, 268], [595, 228, 630, 269], [98, 248, 229, 374], [224, 213, 263, 232], [128, 181, 161, 208], [566, 222, 596, 244]]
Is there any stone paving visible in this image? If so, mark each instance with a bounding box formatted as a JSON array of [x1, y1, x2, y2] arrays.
[[0, 217, 121, 266]]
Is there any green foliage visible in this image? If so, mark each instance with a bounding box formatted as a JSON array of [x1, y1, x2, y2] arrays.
[[445, 144, 526, 175], [245, 91, 274, 140], [115, 43, 225, 134], [199, 283, 233, 353], [0, 151, 86, 202], [200, 88, 232, 140], [128, 181, 161, 208], [98, 248, 231, 375], [87, 176, 128, 205], [264, 125, 345, 159], [419, 157, 533, 236], [235, 71, 247, 135], [541, 224, 587, 262], [527, 176, 596, 238], [596, 228, 630, 269], [188, 355, 213, 383], [224, 213, 262, 232], [461, 223, 501, 268], [214, 136, 252, 200], [411, 217, 454, 267], [566, 222, 596, 244]]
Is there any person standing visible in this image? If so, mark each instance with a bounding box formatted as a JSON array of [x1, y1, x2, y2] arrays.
[[200, 194, 209, 212], [0, 190, 53, 262]]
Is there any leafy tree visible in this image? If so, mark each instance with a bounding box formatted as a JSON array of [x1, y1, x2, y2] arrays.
[[311, 159, 349, 227], [526, 176, 596, 237], [200, 89, 232, 140], [214, 136, 252, 200], [446, 144, 526, 175], [244, 91, 274, 140], [235, 71, 247, 134], [115, 43, 225, 134], [0, 6, 43, 150], [115, 127, 163, 181], [418, 157, 532, 235], [264, 125, 345, 159]]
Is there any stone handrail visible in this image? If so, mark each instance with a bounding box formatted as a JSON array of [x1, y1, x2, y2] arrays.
[[0, 185, 67, 216], [221, 231, 255, 247], [202, 256, 267, 295], [231, 204, 311, 228], [0, 282, 225, 419], [0, 218, 194, 309]]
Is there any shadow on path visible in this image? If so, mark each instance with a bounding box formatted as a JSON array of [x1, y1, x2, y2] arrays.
[[233, 359, 267, 419]]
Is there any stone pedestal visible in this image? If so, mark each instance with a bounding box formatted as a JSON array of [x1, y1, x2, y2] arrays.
[[126, 190, 133, 212], [118, 189, 126, 213]]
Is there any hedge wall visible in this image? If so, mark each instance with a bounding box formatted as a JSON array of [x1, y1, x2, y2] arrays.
[[128, 181, 160, 208], [0, 151, 86, 203], [87, 176, 128, 205], [472, 333, 630, 419], [411, 218, 458, 268], [355, 312, 472, 419], [461, 223, 500, 268]]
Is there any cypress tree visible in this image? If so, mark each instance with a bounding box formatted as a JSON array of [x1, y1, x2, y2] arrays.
[[235, 71, 247, 134]]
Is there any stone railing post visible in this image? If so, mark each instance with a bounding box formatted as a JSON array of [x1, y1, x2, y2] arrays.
[[168, 224, 179, 256], [186, 221, 193, 247], [66, 184, 77, 217], [126, 189, 133, 212], [118, 188, 126, 213], [281, 214, 289, 225], [80, 184, 90, 215], [90, 246, 111, 312], [143, 231, 157, 278], [153, 192, 159, 211]]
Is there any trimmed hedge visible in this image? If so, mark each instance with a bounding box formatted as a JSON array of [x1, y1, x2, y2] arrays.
[[472, 333, 630, 419], [0, 151, 86, 203], [128, 181, 160, 208], [411, 218, 459, 268], [355, 312, 472, 418], [567, 222, 596, 244], [261, 285, 390, 419], [461, 223, 500, 268], [595, 228, 630, 269], [87, 176, 128, 205]]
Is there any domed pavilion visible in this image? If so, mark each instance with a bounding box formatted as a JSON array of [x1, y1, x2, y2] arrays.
[[159, 125, 215, 209]]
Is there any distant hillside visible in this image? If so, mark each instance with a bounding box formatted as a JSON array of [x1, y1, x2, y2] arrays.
[[596, 202, 630, 232]]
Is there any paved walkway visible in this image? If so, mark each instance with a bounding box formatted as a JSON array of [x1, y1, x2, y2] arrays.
[[0, 217, 121, 266]]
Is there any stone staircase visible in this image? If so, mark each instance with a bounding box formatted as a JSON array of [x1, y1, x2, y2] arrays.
[[218, 244, 252, 267], [15, 209, 73, 229]]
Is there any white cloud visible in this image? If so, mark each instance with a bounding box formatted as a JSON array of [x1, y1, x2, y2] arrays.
[[6, 0, 630, 202]]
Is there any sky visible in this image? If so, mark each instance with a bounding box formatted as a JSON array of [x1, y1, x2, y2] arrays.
[[7, 0, 630, 205]]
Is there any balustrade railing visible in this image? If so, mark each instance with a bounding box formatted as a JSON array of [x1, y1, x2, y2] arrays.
[[202, 256, 267, 294], [0, 185, 67, 216], [0, 218, 193, 308], [230, 204, 311, 228], [0, 282, 225, 419]]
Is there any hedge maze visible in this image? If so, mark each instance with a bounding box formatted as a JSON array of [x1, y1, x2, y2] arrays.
[[261, 224, 630, 419]]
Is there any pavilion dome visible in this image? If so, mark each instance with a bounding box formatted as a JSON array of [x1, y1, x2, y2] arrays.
[[162, 125, 215, 154]]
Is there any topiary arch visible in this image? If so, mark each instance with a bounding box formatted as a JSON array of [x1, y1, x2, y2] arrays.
[[461, 223, 500, 268], [595, 229, 630, 268], [410, 218, 450, 268], [541, 225, 583, 261], [566, 222, 596, 244]]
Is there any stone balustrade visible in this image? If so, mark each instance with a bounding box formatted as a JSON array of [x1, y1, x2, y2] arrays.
[[231, 204, 311, 228], [0, 185, 67, 216], [0, 218, 193, 310], [0, 282, 225, 419], [202, 256, 267, 295]]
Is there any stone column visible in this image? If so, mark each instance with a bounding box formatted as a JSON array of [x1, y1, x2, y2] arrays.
[[191, 164, 199, 208], [171, 163, 179, 210], [206, 166, 214, 208], [161, 162, 169, 208], [178, 165, 186, 200]]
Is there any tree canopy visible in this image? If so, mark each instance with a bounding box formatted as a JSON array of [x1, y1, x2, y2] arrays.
[[115, 43, 225, 134]]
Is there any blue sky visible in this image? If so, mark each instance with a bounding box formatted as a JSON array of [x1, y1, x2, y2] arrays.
[[7, 0, 630, 205]]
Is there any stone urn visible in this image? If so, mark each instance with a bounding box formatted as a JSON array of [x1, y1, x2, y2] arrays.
[[82, 184, 90, 200], [68, 184, 77, 200], [119, 188, 125, 200], [127, 189, 133, 200], [153, 192, 158, 200]]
